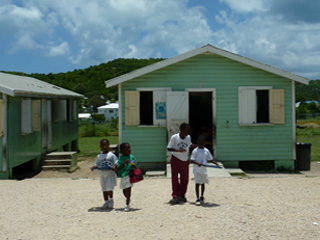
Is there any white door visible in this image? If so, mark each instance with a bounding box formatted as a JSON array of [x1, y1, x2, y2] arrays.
[[166, 91, 189, 145]]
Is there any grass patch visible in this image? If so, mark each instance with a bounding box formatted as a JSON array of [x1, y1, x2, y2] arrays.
[[297, 128, 320, 162], [78, 136, 119, 158]]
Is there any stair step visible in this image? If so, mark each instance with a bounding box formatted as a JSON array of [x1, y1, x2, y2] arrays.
[[46, 151, 77, 160], [42, 165, 71, 171], [44, 159, 72, 165]]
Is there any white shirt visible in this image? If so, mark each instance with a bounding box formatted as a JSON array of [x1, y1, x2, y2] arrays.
[[95, 152, 118, 172], [191, 147, 213, 172], [167, 133, 191, 161]]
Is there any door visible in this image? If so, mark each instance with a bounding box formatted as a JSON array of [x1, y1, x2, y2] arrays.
[[166, 91, 189, 159]]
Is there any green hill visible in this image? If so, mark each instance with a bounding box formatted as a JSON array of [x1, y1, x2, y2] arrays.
[[2, 58, 319, 109]]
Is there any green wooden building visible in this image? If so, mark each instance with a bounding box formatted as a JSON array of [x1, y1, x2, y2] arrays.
[[106, 44, 308, 171], [0, 72, 83, 179]]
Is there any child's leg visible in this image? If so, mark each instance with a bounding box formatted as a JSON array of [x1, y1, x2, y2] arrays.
[[170, 156, 180, 198], [107, 191, 113, 199], [123, 187, 131, 205], [103, 191, 109, 201], [195, 184, 200, 199], [179, 160, 189, 198], [201, 184, 205, 197]]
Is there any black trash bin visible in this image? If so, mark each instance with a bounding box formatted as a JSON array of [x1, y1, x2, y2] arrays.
[[296, 142, 311, 171]]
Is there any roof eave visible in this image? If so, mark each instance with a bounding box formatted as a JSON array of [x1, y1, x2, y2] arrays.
[[105, 44, 309, 87]]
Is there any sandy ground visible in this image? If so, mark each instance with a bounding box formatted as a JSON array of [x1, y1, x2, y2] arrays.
[[1, 160, 320, 240]]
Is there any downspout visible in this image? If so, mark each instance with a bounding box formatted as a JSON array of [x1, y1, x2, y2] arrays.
[[292, 81, 296, 162], [118, 84, 122, 144], [2, 94, 7, 172]]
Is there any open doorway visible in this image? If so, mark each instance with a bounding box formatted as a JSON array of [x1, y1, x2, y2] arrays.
[[189, 91, 215, 154]]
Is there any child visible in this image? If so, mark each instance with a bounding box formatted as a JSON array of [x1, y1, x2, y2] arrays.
[[190, 135, 219, 205], [91, 139, 118, 209], [117, 142, 136, 212], [167, 122, 195, 204]]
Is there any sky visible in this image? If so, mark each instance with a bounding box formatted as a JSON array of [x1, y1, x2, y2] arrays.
[[0, 0, 320, 80]]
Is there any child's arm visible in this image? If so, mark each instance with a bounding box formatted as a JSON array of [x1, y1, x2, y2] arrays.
[[191, 160, 202, 167], [208, 159, 219, 166], [112, 163, 117, 171], [167, 148, 186, 152], [117, 159, 130, 170], [90, 165, 98, 171]]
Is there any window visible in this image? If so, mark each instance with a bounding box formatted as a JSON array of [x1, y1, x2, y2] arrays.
[[32, 100, 41, 131], [256, 90, 269, 123], [239, 87, 285, 125], [67, 99, 77, 122], [21, 99, 41, 134], [140, 91, 153, 125], [52, 100, 67, 122], [21, 98, 32, 134], [125, 89, 170, 126]]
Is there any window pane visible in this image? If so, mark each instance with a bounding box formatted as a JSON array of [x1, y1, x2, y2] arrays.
[[140, 91, 153, 125], [256, 90, 269, 123]]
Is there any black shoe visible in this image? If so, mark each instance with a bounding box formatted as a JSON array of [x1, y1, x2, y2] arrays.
[[180, 196, 187, 203], [169, 197, 179, 205], [200, 196, 205, 204]]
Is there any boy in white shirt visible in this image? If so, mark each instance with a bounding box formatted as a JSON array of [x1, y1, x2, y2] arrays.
[[191, 135, 219, 205], [167, 123, 195, 204], [91, 139, 118, 209]]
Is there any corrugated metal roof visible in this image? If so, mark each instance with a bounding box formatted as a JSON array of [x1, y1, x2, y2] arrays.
[[98, 103, 119, 109], [0, 72, 83, 98]]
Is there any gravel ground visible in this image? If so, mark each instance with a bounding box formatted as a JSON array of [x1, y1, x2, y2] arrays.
[[1, 160, 320, 240]]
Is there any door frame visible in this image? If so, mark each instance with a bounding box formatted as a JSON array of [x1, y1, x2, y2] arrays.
[[186, 88, 216, 155]]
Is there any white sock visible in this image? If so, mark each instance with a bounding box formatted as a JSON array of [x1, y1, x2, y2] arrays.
[[109, 198, 113, 201]]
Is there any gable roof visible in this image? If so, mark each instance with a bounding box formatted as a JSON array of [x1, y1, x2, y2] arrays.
[[0, 72, 83, 99], [106, 44, 309, 87]]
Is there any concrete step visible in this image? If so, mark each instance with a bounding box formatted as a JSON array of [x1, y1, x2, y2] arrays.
[[166, 162, 232, 178], [42, 165, 71, 171], [145, 171, 166, 177], [44, 159, 72, 165], [45, 151, 77, 160]]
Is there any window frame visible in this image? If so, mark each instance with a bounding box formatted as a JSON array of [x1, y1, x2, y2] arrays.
[[238, 86, 274, 126]]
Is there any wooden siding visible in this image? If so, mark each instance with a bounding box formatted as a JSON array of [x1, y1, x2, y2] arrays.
[[121, 54, 294, 163], [122, 126, 167, 163]]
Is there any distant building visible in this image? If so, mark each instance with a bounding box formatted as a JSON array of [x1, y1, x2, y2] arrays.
[[0, 72, 83, 179], [97, 103, 119, 121], [78, 113, 92, 121]]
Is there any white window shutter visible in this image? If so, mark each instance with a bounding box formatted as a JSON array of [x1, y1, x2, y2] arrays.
[[32, 100, 41, 131], [0, 99, 4, 136], [166, 91, 189, 139], [21, 98, 32, 134], [125, 91, 139, 126], [270, 89, 285, 124], [153, 90, 167, 127], [239, 88, 256, 124]]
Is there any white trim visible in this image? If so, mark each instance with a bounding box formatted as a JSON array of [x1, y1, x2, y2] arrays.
[[106, 44, 309, 88], [239, 86, 272, 90], [136, 87, 172, 91], [118, 84, 122, 144], [292, 80, 296, 160], [2, 95, 7, 172], [185, 88, 216, 92], [239, 123, 274, 127]]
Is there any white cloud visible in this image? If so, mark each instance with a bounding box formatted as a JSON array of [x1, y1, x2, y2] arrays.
[[47, 41, 70, 57], [219, 0, 266, 13]]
